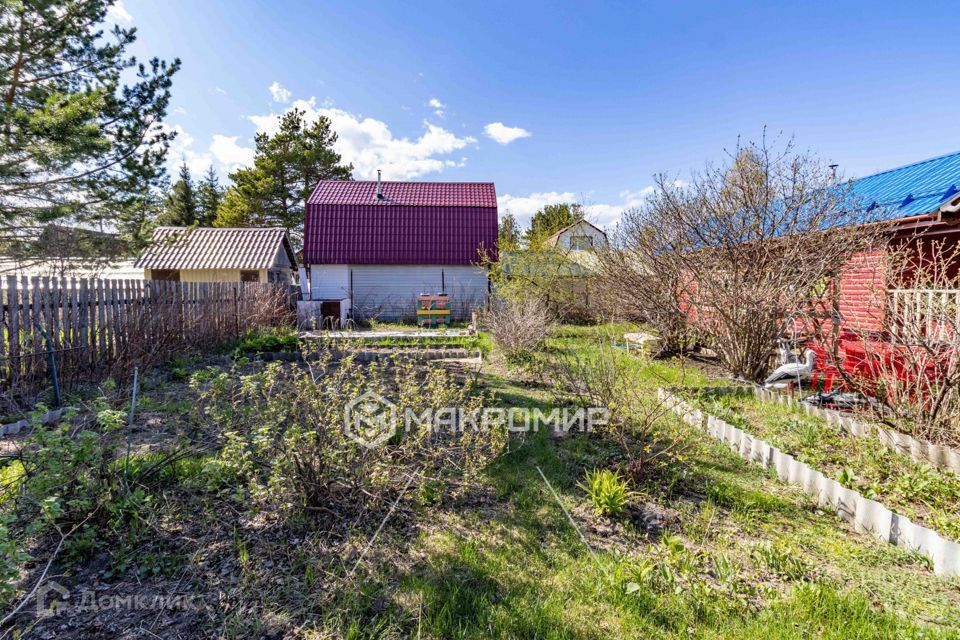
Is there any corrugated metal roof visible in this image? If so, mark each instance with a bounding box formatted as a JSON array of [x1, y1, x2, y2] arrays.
[[304, 181, 498, 265], [850, 150, 960, 220], [135, 227, 296, 270], [307, 180, 497, 207]]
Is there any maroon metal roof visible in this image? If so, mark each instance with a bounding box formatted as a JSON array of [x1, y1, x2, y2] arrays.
[[304, 181, 498, 265], [308, 180, 497, 207]]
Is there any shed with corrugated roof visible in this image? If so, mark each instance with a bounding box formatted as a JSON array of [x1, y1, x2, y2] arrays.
[[136, 227, 297, 283]]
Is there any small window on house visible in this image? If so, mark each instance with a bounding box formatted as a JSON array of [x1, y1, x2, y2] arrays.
[[569, 235, 594, 250], [240, 270, 260, 282], [151, 269, 180, 281]]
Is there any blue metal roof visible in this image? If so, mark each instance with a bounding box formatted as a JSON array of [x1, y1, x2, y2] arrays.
[[850, 150, 960, 220]]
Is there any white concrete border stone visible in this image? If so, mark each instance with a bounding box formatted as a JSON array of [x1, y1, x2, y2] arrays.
[[659, 387, 960, 577]]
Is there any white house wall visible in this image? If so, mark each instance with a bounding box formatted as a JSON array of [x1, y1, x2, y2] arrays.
[[554, 221, 608, 250], [322, 264, 487, 321], [309, 264, 350, 300]]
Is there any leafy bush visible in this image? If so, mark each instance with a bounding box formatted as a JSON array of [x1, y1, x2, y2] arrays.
[[232, 328, 299, 357], [194, 350, 506, 519], [579, 468, 635, 517]]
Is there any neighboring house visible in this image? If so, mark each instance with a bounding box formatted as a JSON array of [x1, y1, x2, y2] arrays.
[[0, 224, 141, 280], [303, 179, 497, 322], [678, 150, 960, 387], [543, 219, 609, 251], [136, 227, 297, 283], [826, 151, 960, 335]]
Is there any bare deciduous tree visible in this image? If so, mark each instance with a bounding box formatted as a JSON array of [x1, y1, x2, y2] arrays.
[[600, 135, 888, 381]]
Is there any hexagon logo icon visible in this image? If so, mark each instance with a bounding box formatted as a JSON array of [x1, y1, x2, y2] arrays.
[[36, 580, 70, 618], [344, 391, 398, 449]]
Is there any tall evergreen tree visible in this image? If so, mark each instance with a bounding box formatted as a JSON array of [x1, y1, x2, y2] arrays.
[[158, 162, 197, 226], [196, 165, 224, 225], [525, 203, 583, 248], [214, 108, 352, 244], [498, 212, 521, 252], [0, 0, 180, 237]]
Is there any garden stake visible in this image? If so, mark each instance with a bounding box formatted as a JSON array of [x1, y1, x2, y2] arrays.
[[35, 323, 61, 407], [123, 366, 139, 488]]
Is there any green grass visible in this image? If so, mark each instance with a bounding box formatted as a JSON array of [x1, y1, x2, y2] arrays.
[[352, 331, 960, 637], [350, 333, 493, 355], [695, 390, 960, 542], [383, 423, 960, 637], [232, 326, 300, 356]]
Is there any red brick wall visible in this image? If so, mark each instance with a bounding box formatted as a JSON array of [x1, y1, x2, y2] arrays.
[[836, 249, 888, 333]]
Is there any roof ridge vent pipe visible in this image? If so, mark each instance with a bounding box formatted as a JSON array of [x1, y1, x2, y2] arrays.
[[376, 169, 384, 200], [829, 164, 839, 182]]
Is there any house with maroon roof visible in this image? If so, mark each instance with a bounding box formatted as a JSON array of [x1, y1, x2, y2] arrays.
[[302, 177, 498, 322]]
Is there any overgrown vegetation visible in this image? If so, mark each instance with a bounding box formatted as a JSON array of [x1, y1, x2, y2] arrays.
[[482, 296, 555, 363], [2, 323, 958, 637]]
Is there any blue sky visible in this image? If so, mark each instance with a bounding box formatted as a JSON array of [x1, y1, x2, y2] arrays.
[[116, 0, 960, 227]]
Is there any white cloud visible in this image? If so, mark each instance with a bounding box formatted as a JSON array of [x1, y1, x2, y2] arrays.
[[497, 192, 577, 224], [249, 97, 476, 180], [107, 0, 133, 24], [160, 124, 214, 176], [170, 106, 187, 116], [212, 87, 227, 95], [497, 184, 686, 229], [484, 122, 531, 145], [269, 81, 291, 104], [209, 135, 255, 172], [428, 97, 445, 118]]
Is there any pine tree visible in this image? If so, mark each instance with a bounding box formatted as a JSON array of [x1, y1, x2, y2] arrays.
[[158, 163, 198, 226], [525, 203, 583, 248], [196, 166, 224, 226], [215, 108, 352, 245], [0, 0, 180, 235], [498, 212, 521, 252]]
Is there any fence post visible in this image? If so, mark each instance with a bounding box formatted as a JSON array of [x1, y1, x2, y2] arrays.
[[234, 283, 241, 338], [36, 323, 61, 407]]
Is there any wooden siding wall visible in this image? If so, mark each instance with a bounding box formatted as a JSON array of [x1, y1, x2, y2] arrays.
[[0, 277, 295, 403]]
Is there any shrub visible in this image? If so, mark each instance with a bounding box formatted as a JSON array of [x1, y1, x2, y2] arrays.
[[194, 349, 506, 519], [482, 297, 554, 361], [579, 468, 635, 517]]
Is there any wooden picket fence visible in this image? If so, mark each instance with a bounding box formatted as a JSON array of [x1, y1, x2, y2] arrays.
[[888, 288, 960, 342], [0, 276, 296, 404]]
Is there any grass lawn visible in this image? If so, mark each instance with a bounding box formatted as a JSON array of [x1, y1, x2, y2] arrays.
[[376, 336, 960, 638]]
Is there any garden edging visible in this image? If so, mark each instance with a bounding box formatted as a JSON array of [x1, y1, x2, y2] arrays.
[[0, 407, 70, 437], [657, 387, 960, 577], [691, 385, 960, 476]]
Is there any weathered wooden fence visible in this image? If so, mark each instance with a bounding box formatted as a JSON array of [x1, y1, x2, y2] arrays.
[[1, 277, 296, 403], [888, 288, 960, 341]]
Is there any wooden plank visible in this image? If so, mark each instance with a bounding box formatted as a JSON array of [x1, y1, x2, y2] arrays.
[[7, 277, 20, 388], [0, 279, 6, 384], [20, 276, 33, 382], [120, 279, 134, 349], [78, 279, 90, 370], [107, 279, 119, 356], [95, 280, 106, 360], [33, 277, 46, 379]]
